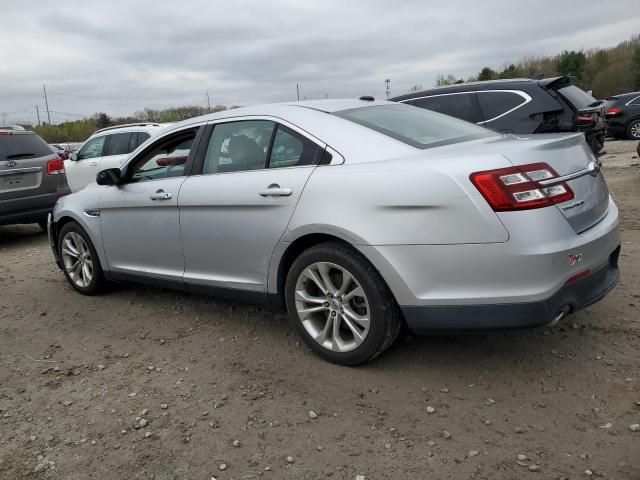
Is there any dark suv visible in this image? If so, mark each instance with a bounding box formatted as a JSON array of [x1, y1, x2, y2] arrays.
[[0, 127, 70, 229], [390, 76, 606, 156], [603, 92, 640, 140]]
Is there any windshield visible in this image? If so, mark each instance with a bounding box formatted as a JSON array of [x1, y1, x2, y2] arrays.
[[558, 85, 601, 109], [334, 104, 496, 149]]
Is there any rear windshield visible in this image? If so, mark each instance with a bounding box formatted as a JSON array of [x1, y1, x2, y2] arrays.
[[557, 85, 601, 109], [0, 132, 53, 161], [334, 104, 496, 149]]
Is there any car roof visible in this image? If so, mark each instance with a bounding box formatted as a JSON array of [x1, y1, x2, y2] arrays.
[[389, 77, 570, 101], [606, 91, 640, 100], [91, 123, 170, 138]]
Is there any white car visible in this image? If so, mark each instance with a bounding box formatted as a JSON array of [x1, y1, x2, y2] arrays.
[[65, 123, 167, 192]]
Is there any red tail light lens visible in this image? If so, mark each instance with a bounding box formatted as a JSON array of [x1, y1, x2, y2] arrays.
[[47, 157, 65, 175], [605, 107, 622, 117], [470, 162, 574, 212], [576, 113, 597, 126]]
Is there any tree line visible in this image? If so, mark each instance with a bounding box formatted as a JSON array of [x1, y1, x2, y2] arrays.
[[26, 104, 234, 143], [433, 34, 640, 98]]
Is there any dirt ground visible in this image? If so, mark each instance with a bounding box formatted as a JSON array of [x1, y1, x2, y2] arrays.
[[1, 141, 639, 480]]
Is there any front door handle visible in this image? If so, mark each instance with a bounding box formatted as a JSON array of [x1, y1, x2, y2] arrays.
[[259, 184, 293, 197], [150, 189, 172, 201]]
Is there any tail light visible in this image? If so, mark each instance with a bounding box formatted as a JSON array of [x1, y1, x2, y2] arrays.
[[576, 112, 597, 126], [47, 157, 65, 175], [605, 107, 622, 117], [470, 162, 574, 212]]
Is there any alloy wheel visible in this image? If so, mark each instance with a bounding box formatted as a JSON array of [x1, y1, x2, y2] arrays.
[[631, 121, 640, 139], [294, 262, 370, 352], [61, 231, 94, 288]]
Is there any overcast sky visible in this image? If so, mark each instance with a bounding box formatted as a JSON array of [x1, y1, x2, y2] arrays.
[[1, 0, 638, 124]]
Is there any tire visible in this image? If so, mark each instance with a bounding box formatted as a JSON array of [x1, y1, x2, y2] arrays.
[[627, 119, 640, 140], [57, 221, 105, 295], [285, 242, 402, 365]]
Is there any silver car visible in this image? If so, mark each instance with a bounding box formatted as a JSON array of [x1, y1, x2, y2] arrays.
[[48, 99, 620, 365]]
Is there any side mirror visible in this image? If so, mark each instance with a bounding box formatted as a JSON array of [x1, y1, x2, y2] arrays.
[[96, 168, 121, 186], [70, 152, 78, 161]]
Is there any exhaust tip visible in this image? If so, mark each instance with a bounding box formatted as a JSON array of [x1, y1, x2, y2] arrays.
[[547, 306, 571, 327]]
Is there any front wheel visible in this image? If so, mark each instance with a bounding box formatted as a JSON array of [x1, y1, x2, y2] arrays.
[[627, 119, 640, 140], [285, 242, 402, 365], [58, 222, 105, 295]]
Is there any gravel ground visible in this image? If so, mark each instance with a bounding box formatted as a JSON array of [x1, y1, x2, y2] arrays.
[[1, 140, 639, 480]]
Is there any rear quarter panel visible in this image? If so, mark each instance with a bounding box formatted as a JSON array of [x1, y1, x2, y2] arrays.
[[285, 150, 511, 246]]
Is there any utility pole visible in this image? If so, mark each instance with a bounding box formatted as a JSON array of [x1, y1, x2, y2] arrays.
[[43, 83, 51, 124], [296, 84, 300, 101], [35, 106, 41, 126], [205, 90, 211, 112], [385, 79, 391, 99]]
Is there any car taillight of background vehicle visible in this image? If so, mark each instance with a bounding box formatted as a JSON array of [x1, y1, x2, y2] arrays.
[[605, 107, 623, 117], [470, 162, 574, 212], [47, 157, 66, 175], [576, 112, 598, 126]]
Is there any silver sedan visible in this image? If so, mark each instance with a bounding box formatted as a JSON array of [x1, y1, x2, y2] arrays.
[[48, 99, 620, 365]]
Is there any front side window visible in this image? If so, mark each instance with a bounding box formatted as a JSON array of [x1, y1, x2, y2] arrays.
[[203, 120, 275, 174], [105, 133, 132, 156], [269, 125, 324, 168], [476, 91, 528, 122], [335, 104, 495, 149], [129, 129, 196, 183], [409, 93, 483, 123], [78, 136, 106, 160]]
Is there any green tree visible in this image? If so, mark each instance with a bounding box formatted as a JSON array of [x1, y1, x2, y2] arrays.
[[436, 74, 463, 86], [96, 112, 112, 129], [556, 50, 587, 79], [498, 64, 520, 79], [633, 45, 640, 89], [477, 67, 497, 81]]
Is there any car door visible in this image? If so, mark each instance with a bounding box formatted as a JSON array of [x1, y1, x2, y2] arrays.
[[99, 126, 202, 285], [179, 119, 326, 294], [65, 135, 107, 191]]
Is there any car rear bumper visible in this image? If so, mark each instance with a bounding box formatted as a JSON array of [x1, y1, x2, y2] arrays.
[[400, 245, 619, 334], [0, 190, 70, 226]]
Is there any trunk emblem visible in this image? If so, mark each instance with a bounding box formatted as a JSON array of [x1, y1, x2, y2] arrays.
[[5, 160, 17, 167], [561, 200, 584, 211], [567, 253, 583, 266]]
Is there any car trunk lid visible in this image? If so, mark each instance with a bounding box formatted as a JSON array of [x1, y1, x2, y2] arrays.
[[501, 133, 609, 233]]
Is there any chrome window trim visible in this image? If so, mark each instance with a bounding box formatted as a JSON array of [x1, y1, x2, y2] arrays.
[[399, 89, 533, 125], [625, 95, 640, 106]]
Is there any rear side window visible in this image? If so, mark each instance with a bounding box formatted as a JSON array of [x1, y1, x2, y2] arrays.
[[203, 120, 275, 174], [408, 93, 483, 123], [335, 104, 495, 149], [476, 91, 528, 122], [105, 133, 132, 156], [557, 85, 600, 109], [268, 125, 324, 168], [628, 96, 640, 106], [0, 133, 53, 161]]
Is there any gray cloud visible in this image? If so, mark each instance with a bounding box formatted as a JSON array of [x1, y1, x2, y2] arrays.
[[1, 0, 638, 124]]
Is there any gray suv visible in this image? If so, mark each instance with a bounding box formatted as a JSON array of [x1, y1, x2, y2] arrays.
[[0, 127, 70, 229]]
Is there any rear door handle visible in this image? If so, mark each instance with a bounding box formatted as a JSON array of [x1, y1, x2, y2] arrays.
[[259, 184, 293, 197], [150, 190, 172, 201]]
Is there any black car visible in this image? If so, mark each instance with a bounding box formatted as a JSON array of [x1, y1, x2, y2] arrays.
[[0, 127, 70, 229], [390, 76, 606, 156], [603, 92, 640, 140]]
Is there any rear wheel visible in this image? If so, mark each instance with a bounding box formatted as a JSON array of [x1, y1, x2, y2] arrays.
[[285, 242, 401, 365], [58, 222, 105, 295], [627, 119, 640, 140]]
